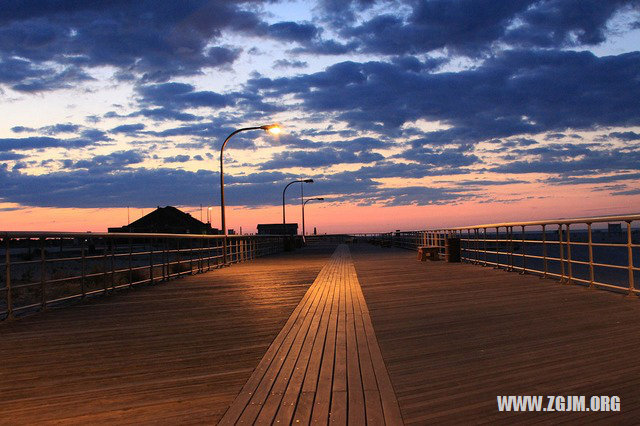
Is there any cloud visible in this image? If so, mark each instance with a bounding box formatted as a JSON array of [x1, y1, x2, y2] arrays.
[[0, 152, 26, 161], [491, 145, 640, 174], [136, 82, 235, 110], [64, 150, 145, 173], [110, 123, 145, 135], [273, 59, 308, 69], [324, 0, 638, 56], [0, 1, 286, 89], [247, 50, 640, 141], [164, 154, 191, 163], [0, 136, 95, 151], [266, 21, 318, 42], [609, 131, 640, 141], [259, 148, 384, 170]]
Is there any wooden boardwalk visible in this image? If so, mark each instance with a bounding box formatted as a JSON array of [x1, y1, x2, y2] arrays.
[[0, 246, 335, 424], [3, 242, 640, 424], [219, 245, 402, 425], [351, 244, 640, 423]]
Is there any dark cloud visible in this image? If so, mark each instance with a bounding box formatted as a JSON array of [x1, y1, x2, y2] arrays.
[[0, 136, 95, 151], [259, 148, 384, 170], [65, 150, 145, 173], [110, 123, 145, 134], [273, 59, 308, 69], [0, 1, 320, 89], [396, 145, 481, 168], [133, 107, 201, 122], [609, 131, 640, 141], [136, 82, 235, 110], [266, 21, 318, 42], [491, 145, 640, 175], [327, 0, 638, 56], [545, 172, 640, 185], [0, 152, 26, 161], [164, 154, 191, 163], [0, 56, 93, 92], [81, 128, 112, 142], [611, 188, 640, 196], [247, 50, 640, 141]]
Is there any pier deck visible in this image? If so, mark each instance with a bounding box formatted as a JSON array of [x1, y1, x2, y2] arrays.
[[2, 243, 640, 424]]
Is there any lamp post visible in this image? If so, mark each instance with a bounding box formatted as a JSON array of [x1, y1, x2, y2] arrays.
[[302, 197, 324, 237], [220, 124, 280, 265], [282, 179, 313, 230]]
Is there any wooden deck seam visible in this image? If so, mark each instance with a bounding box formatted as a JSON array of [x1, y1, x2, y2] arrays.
[[219, 245, 403, 425]]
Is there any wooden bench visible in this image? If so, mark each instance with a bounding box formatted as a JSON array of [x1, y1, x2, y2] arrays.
[[417, 246, 439, 261]]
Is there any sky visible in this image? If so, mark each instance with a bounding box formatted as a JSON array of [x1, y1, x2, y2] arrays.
[[1, 0, 640, 233]]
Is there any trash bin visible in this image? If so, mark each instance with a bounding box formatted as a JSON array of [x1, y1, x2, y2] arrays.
[[445, 237, 461, 262]]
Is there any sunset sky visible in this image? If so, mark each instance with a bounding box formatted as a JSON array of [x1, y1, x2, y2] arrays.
[[1, 0, 640, 233]]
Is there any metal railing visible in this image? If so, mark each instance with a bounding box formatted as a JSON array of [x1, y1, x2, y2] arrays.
[[372, 214, 640, 297], [0, 231, 285, 320]]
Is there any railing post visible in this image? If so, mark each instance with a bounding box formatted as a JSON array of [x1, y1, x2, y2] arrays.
[[199, 238, 204, 272], [520, 225, 526, 274], [163, 239, 168, 280], [40, 237, 46, 310], [128, 237, 133, 288], [103, 239, 108, 294], [627, 221, 635, 297], [176, 239, 181, 275], [5, 237, 12, 319], [542, 225, 547, 279], [587, 223, 594, 289], [566, 224, 573, 284], [149, 239, 155, 284], [189, 238, 194, 274], [495, 227, 500, 269], [483, 228, 487, 266], [206, 238, 211, 271], [558, 225, 565, 283], [110, 239, 116, 290], [466, 229, 471, 262], [81, 239, 86, 298], [508, 226, 514, 271]]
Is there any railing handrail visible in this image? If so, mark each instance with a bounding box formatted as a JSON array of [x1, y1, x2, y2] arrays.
[[431, 213, 640, 231], [0, 231, 290, 239]]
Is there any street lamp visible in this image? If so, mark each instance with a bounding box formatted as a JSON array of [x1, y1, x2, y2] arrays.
[[302, 197, 324, 237], [282, 178, 313, 229], [220, 124, 280, 265]]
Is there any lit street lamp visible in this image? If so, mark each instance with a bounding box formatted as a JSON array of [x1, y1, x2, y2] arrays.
[[282, 179, 313, 229], [302, 197, 324, 237], [220, 124, 280, 264]]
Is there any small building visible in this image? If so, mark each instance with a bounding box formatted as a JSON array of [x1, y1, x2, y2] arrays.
[[108, 206, 220, 234], [257, 223, 298, 235]]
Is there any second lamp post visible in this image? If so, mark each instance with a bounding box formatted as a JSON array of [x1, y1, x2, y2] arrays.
[[282, 179, 313, 232]]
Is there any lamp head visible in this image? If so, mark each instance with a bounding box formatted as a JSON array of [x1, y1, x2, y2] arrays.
[[262, 124, 281, 135], [316, 197, 324, 201], [303, 178, 314, 183]]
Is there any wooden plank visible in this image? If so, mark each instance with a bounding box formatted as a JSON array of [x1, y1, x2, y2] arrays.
[[233, 260, 330, 424], [253, 263, 334, 423], [273, 257, 338, 424], [345, 259, 366, 425], [329, 257, 349, 423], [351, 260, 404, 426], [309, 249, 341, 424], [293, 252, 342, 424]]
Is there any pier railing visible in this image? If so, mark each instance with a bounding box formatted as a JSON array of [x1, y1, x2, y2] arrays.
[[387, 214, 640, 297], [0, 232, 284, 319]]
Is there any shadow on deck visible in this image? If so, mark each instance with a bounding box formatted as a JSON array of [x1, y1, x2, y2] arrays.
[[2, 242, 639, 424]]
